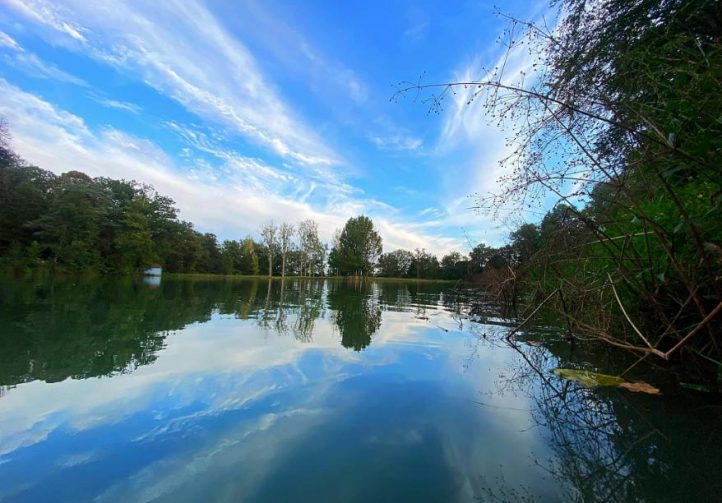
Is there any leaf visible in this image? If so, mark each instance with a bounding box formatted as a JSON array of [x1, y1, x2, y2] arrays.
[[552, 368, 625, 387], [618, 381, 661, 395]]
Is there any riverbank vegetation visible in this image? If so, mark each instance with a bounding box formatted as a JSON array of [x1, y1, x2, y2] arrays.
[[397, 0, 722, 377], [0, 127, 488, 280]]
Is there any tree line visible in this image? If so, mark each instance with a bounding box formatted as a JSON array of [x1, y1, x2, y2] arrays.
[[3, 128, 509, 279]]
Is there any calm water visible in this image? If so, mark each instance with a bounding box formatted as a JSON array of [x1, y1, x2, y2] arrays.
[[0, 277, 720, 502]]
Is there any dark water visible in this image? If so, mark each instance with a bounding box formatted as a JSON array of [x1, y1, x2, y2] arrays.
[[0, 277, 720, 502]]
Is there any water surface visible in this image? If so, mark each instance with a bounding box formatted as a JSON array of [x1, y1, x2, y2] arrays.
[[0, 278, 720, 502]]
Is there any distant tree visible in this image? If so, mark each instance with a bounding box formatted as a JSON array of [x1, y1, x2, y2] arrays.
[[29, 172, 110, 269], [469, 243, 495, 274], [221, 239, 242, 274], [378, 249, 414, 277], [113, 197, 155, 271], [279, 222, 294, 277], [410, 248, 440, 279], [0, 164, 54, 254], [509, 223, 541, 266], [297, 219, 323, 276], [260, 221, 278, 277], [196, 233, 224, 274], [328, 215, 382, 276], [239, 236, 260, 275], [440, 251, 468, 280]]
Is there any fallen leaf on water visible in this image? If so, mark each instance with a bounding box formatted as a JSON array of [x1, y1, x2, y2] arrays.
[[552, 368, 625, 387], [618, 381, 661, 395]]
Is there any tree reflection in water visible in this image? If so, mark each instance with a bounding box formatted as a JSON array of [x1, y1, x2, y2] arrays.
[[0, 277, 388, 385], [3, 278, 720, 503], [327, 279, 382, 351], [475, 333, 722, 503]]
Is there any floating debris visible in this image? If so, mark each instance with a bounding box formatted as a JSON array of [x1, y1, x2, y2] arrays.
[[553, 368, 662, 395]]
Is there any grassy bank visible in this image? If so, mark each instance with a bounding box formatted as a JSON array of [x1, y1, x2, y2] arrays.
[[163, 272, 457, 283]]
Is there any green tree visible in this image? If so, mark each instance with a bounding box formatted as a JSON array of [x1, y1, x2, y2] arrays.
[[260, 222, 278, 277], [113, 197, 156, 271], [30, 172, 110, 270], [221, 239, 242, 274], [509, 223, 541, 266], [378, 249, 414, 277], [328, 215, 382, 276], [440, 251, 468, 280], [239, 236, 260, 275], [409, 248, 440, 279]]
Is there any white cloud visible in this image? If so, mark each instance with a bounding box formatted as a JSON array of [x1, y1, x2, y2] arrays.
[[4, 0, 342, 170], [0, 30, 21, 50], [93, 97, 142, 114], [0, 29, 87, 86], [222, 1, 370, 107], [423, 26, 546, 247], [4, 0, 87, 42], [371, 134, 423, 152], [0, 79, 462, 255], [403, 21, 429, 43]]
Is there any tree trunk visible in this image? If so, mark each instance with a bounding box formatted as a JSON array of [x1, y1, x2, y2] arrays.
[[268, 253, 273, 278]]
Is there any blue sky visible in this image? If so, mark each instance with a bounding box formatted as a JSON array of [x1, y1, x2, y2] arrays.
[[0, 0, 547, 254]]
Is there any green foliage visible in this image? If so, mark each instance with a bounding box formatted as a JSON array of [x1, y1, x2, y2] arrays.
[[378, 249, 414, 277], [408, 248, 440, 279], [0, 136, 252, 275], [328, 215, 382, 276], [327, 280, 381, 350], [487, 0, 722, 370], [438, 252, 464, 279]]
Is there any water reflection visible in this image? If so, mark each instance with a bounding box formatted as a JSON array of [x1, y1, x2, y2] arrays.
[[0, 278, 720, 502], [328, 280, 382, 351], [0, 278, 442, 386], [478, 338, 722, 502]]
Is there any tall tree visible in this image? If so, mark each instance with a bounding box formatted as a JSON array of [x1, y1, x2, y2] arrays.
[[329, 216, 382, 276], [239, 236, 260, 275], [297, 219, 323, 276], [113, 196, 155, 271], [440, 251, 468, 280], [378, 249, 414, 277], [278, 222, 294, 278], [260, 221, 278, 278], [410, 248, 440, 279]]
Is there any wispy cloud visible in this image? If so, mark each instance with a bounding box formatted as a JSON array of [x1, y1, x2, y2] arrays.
[[4, 0, 342, 170], [0, 79, 461, 254], [4, 0, 87, 42], [0, 30, 21, 50], [424, 21, 550, 246], [0, 29, 86, 86], [403, 21, 429, 43], [93, 97, 142, 114], [371, 134, 422, 152]]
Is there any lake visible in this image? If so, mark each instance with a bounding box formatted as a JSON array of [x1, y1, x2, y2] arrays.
[[0, 277, 720, 502]]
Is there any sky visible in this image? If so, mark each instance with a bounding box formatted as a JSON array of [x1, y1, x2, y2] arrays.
[[0, 0, 549, 255]]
